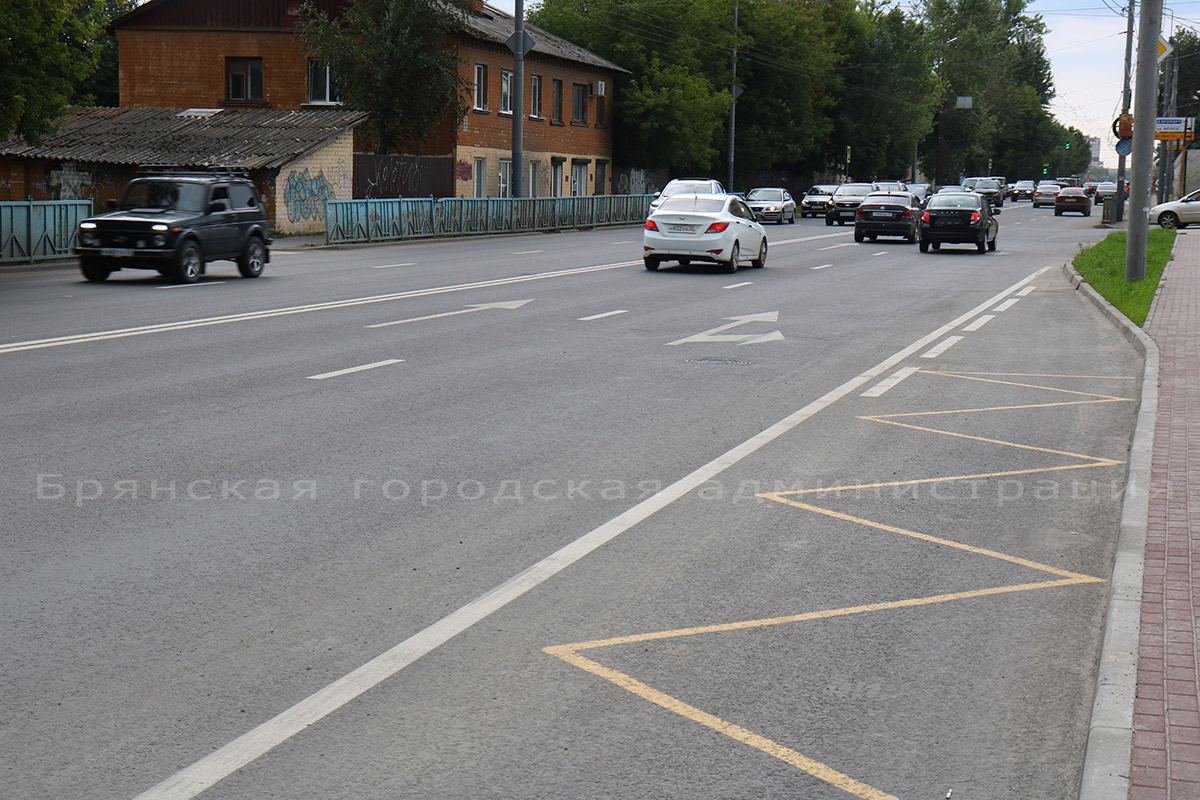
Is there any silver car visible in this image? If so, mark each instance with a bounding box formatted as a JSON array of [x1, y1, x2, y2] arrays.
[[1150, 188, 1200, 228], [745, 187, 796, 224]]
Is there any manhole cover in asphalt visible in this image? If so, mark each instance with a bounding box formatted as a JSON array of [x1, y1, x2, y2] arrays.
[[685, 357, 754, 366]]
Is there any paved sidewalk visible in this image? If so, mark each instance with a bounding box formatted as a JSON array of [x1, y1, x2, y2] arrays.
[[1130, 230, 1200, 798]]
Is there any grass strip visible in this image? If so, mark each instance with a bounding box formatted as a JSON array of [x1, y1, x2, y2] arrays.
[[1071, 228, 1175, 326]]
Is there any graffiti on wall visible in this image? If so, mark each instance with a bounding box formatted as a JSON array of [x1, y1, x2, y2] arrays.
[[283, 168, 336, 223]]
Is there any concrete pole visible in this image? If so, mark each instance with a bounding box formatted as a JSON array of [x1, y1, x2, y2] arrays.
[[1116, 0, 1134, 222], [726, 0, 737, 192], [1127, 0, 1162, 283], [511, 0, 524, 198]]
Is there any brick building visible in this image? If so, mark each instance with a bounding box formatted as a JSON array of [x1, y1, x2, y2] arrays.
[[112, 0, 626, 198]]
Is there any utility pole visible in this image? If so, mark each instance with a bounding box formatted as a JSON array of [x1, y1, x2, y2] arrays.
[[726, 0, 738, 192], [1168, 51, 1179, 198], [510, 0, 527, 198], [1116, 0, 1135, 222], [1128, 0, 1163, 282]]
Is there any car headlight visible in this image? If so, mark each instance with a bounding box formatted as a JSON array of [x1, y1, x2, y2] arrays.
[[80, 232, 97, 246], [153, 234, 167, 246]]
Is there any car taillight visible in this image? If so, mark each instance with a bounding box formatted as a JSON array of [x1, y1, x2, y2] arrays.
[[901, 208, 912, 219], [705, 222, 730, 233], [921, 212, 930, 223], [856, 207, 865, 217], [645, 219, 658, 231], [970, 212, 982, 224]]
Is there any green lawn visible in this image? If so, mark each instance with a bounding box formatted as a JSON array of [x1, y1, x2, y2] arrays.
[[1071, 228, 1176, 326]]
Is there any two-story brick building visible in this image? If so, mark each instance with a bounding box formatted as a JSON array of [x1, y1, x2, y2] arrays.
[[112, 0, 626, 198]]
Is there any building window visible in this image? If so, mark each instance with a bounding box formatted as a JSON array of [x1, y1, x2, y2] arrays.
[[595, 95, 605, 127], [473, 157, 486, 197], [530, 74, 542, 118], [529, 161, 540, 197], [572, 84, 588, 124], [551, 160, 564, 197], [499, 159, 512, 198], [473, 64, 488, 110], [227, 58, 263, 102], [552, 79, 563, 123], [307, 59, 340, 104], [500, 70, 512, 114], [571, 161, 588, 196]]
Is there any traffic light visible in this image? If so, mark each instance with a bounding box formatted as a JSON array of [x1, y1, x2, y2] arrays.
[[1042, 165, 1048, 174], [1065, 142, 1071, 149]]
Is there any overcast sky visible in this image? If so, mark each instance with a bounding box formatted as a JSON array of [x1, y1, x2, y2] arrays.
[[495, 0, 1183, 170]]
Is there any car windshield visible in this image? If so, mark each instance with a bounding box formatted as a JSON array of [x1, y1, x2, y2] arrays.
[[1016, 181, 1035, 187], [976, 180, 1000, 190], [808, 186, 837, 195], [747, 189, 783, 200], [657, 196, 727, 213], [928, 195, 981, 209], [120, 181, 208, 212]]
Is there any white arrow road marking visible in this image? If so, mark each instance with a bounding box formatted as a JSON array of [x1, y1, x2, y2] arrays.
[[737, 330, 785, 346], [667, 312, 782, 346], [366, 299, 534, 328]]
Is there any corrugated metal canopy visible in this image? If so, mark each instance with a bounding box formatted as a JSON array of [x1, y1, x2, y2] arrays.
[[0, 107, 368, 170]]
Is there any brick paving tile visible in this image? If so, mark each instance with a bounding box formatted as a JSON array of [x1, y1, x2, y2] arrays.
[[1135, 231, 1200, 798]]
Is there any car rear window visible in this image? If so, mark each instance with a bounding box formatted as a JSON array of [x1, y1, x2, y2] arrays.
[[663, 182, 713, 197], [928, 195, 981, 209], [657, 196, 727, 213], [836, 185, 874, 197], [747, 189, 783, 200]]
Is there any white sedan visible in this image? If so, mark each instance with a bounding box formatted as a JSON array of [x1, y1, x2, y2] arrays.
[[643, 194, 767, 273], [1150, 188, 1200, 228]]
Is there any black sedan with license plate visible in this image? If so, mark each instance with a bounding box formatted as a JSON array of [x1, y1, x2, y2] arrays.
[[918, 192, 1000, 253], [1054, 187, 1092, 216], [854, 192, 920, 243]]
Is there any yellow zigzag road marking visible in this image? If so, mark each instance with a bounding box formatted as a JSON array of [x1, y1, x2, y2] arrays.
[[544, 370, 1130, 799]]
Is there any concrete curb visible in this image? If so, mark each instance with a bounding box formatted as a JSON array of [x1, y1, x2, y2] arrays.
[[1064, 260, 1160, 800]]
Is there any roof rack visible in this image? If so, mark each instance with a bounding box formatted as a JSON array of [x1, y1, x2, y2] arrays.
[[135, 164, 252, 178]]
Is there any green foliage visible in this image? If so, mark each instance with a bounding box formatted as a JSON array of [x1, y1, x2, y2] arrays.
[[297, 0, 473, 154], [1072, 229, 1175, 326], [0, 0, 106, 145], [72, 0, 141, 108], [618, 59, 731, 171]]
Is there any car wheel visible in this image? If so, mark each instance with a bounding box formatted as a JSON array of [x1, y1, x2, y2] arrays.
[[789, 209, 796, 223], [723, 241, 739, 273], [237, 236, 266, 278], [80, 258, 111, 282], [643, 257, 660, 271], [932, 242, 940, 251], [173, 240, 202, 283], [1054, 209, 1062, 216], [977, 235, 986, 253], [750, 238, 767, 268], [906, 228, 917, 243], [1159, 212, 1180, 229], [1084, 208, 1091, 217], [918, 239, 929, 253], [825, 216, 834, 227], [988, 235, 997, 251], [854, 229, 864, 243]]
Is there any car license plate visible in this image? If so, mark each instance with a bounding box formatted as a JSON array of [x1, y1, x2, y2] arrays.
[[936, 218, 957, 226], [872, 211, 895, 219], [100, 247, 134, 257], [668, 224, 696, 233]]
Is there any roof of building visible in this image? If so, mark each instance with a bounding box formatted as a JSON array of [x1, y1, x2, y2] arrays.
[[467, 4, 628, 74], [0, 107, 368, 170]]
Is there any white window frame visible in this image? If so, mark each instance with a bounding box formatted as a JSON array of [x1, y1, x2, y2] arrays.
[[530, 74, 542, 118], [571, 162, 588, 197], [499, 159, 512, 199], [473, 64, 488, 110], [473, 157, 487, 198], [307, 59, 340, 104], [500, 70, 512, 115]]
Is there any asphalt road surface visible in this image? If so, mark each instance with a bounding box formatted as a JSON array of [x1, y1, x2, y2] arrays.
[[1, 200, 1141, 800]]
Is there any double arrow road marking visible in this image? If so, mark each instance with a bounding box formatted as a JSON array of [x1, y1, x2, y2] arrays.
[[667, 312, 785, 346]]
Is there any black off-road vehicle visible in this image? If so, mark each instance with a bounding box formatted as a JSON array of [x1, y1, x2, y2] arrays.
[[76, 168, 271, 283]]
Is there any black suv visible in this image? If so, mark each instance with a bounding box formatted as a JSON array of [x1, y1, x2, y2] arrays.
[[76, 170, 270, 283]]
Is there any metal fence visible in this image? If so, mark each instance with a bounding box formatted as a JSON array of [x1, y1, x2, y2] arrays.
[[325, 195, 655, 244], [0, 201, 93, 264]]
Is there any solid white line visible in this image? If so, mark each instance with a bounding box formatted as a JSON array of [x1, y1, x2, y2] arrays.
[[0, 261, 637, 355], [611, 240, 635, 244], [305, 359, 404, 380], [513, 250, 543, 255], [131, 265, 1051, 800], [1017, 286, 1037, 296], [962, 315, 995, 332], [371, 263, 416, 270], [860, 366, 921, 397], [156, 282, 226, 289], [722, 281, 753, 289], [993, 298, 1021, 312], [817, 242, 857, 251], [920, 336, 965, 359], [578, 310, 629, 321], [766, 231, 853, 246], [872, 251, 887, 257], [810, 264, 834, 270]]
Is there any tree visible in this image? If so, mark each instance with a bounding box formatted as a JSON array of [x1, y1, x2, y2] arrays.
[[296, 0, 473, 154], [0, 0, 106, 145], [72, 0, 142, 108]]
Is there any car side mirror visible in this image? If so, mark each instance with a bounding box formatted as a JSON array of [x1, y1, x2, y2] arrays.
[[993, 208, 1002, 215], [106, 198, 118, 210], [653, 191, 661, 197]]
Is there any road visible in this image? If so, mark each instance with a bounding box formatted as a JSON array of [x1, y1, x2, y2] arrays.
[[1, 201, 1141, 800]]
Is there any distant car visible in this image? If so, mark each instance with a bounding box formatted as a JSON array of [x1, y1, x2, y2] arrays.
[[643, 193, 767, 273], [872, 181, 908, 193], [1033, 183, 1061, 208], [854, 192, 920, 243], [908, 183, 932, 203], [936, 185, 965, 194], [918, 192, 1000, 253], [974, 178, 1004, 207], [1093, 182, 1118, 204], [800, 184, 839, 217], [1149, 189, 1200, 228], [648, 178, 725, 211], [1082, 180, 1099, 197], [961, 177, 981, 192], [1010, 180, 1036, 201], [75, 170, 271, 283], [826, 183, 876, 226], [1054, 188, 1092, 216], [745, 187, 796, 224]]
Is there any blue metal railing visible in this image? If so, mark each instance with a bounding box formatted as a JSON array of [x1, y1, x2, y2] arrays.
[[0, 201, 93, 264], [325, 195, 654, 244]]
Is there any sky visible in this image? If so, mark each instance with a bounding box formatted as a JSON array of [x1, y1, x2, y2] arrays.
[[494, 0, 1177, 170]]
